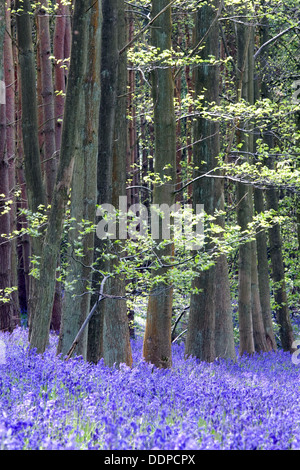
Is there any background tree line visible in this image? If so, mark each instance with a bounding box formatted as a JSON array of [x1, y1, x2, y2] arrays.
[[0, 0, 299, 368]]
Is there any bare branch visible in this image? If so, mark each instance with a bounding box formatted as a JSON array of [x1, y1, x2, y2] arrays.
[[119, 0, 178, 55], [65, 274, 110, 360], [254, 23, 300, 60]]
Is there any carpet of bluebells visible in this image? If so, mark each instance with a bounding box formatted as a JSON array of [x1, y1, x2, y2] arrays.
[[0, 327, 300, 450]]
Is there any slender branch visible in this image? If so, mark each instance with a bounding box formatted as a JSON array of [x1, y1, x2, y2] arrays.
[[119, 0, 178, 55], [174, 168, 217, 194], [172, 329, 187, 344], [126, 185, 153, 193], [65, 274, 110, 360], [174, 0, 224, 79], [171, 306, 189, 340], [254, 23, 299, 60]]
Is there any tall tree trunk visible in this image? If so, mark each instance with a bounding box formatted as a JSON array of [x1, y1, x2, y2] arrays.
[[87, 0, 119, 364], [53, 0, 71, 330], [4, 0, 20, 327], [214, 253, 236, 360], [30, 0, 90, 354], [235, 16, 255, 356], [57, 0, 102, 360], [87, 0, 132, 367], [15, 54, 30, 319], [236, 16, 268, 355], [15, 0, 46, 215], [127, 8, 139, 208], [254, 189, 277, 351], [266, 187, 294, 352], [251, 237, 269, 352], [16, 0, 46, 336], [53, 0, 71, 154], [0, 0, 13, 331], [185, 1, 220, 363], [257, 10, 292, 352], [250, 11, 277, 351], [37, 0, 62, 332], [248, 29, 268, 354], [100, 0, 133, 368], [142, 0, 176, 369], [37, 1, 57, 203]]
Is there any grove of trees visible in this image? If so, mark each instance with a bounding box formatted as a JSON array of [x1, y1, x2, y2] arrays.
[[0, 0, 299, 369]]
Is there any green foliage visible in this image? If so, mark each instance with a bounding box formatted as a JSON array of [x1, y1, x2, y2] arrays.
[[1, 0, 299, 343]]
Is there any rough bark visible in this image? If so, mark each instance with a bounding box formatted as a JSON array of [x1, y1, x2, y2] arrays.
[[5, 0, 20, 326], [30, 0, 90, 354], [214, 253, 236, 360], [53, 0, 71, 154], [247, 28, 268, 354], [236, 17, 255, 356], [57, 0, 102, 360], [255, 12, 290, 352], [16, 0, 46, 335], [266, 187, 295, 352], [37, 1, 57, 203], [142, 0, 176, 369], [251, 238, 269, 352], [101, 0, 133, 368], [0, 0, 13, 331], [87, 0, 132, 368], [87, 0, 119, 364], [16, 0, 46, 214], [254, 187, 277, 351], [185, 1, 222, 363]]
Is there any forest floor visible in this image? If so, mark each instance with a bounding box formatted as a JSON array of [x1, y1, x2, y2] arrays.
[[0, 326, 300, 450]]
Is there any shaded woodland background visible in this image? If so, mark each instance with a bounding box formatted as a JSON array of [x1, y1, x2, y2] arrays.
[[0, 0, 299, 369]]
